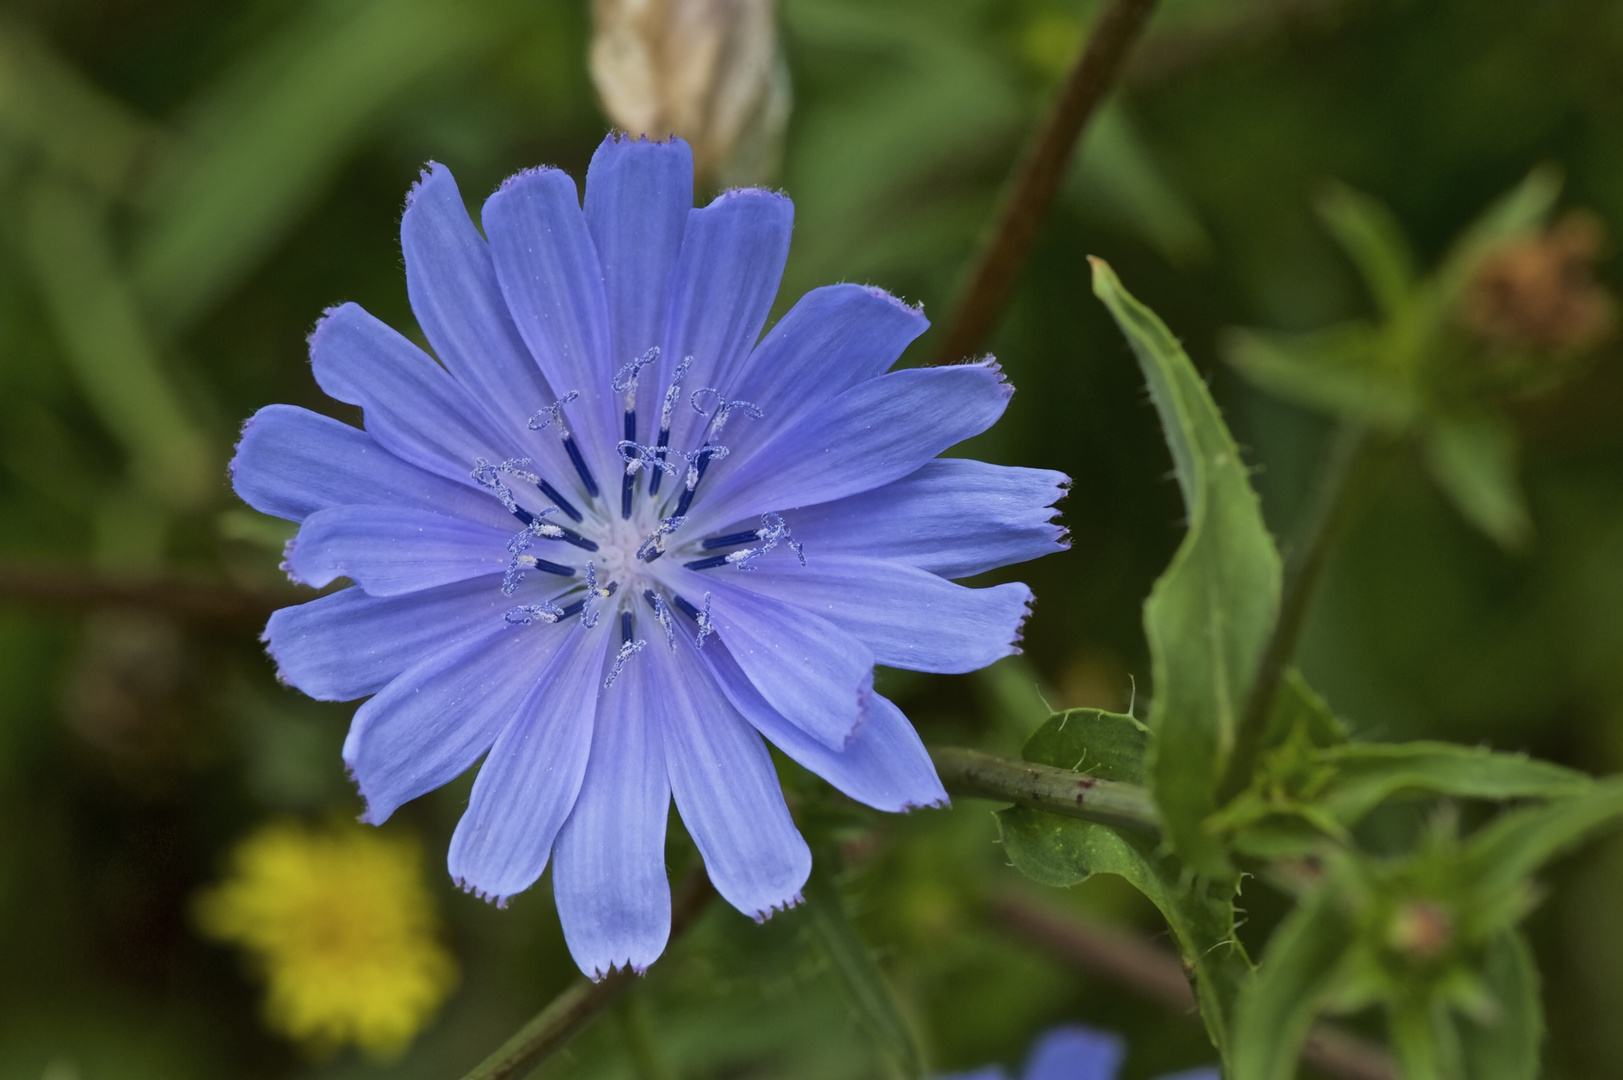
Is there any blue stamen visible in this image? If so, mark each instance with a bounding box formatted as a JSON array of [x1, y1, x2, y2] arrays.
[[702, 529, 761, 550], [621, 409, 637, 519], [550, 527, 598, 552], [683, 553, 731, 571], [512, 506, 535, 526], [648, 428, 671, 496], [528, 557, 577, 577], [537, 479, 583, 523], [620, 610, 633, 645], [672, 595, 701, 621], [559, 598, 586, 620], [563, 436, 599, 498]]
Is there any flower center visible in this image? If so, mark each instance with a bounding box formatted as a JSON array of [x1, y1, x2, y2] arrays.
[[469, 355, 802, 686]]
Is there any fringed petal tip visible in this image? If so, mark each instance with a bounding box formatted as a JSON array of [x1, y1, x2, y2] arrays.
[[1009, 592, 1036, 652], [855, 283, 925, 318], [586, 958, 652, 983], [404, 160, 450, 210], [226, 412, 258, 485], [751, 890, 804, 924], [706, 185, 792, 209], [277, 535, 307, 587], [601, 129, 690, 150], [455, 876, 514, 909], [495, 164, 568, 195]]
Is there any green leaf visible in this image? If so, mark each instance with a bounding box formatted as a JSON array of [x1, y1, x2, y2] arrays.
[[1316, 742, 1591, 826], [1436, 165, 1563, 300], [1316, 182, 1420, 320], [802, 862, 921, 1079], [1090, 258, 1283, 875], [1422, 413, 1533, 551], [1461, 778, 1623, 900], [1221, 323, 1420, 429], [131, 0, 504, 330], [1229, 885, 1354, 1080], [1019, 708, 1150, 785], [21, 180, 213, 509], [1459, 933, 1543, 1080], [998, 808, 1251, 1064]]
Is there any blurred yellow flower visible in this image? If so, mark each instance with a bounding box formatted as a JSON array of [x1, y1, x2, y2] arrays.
[[195, 820, 458, 1059]]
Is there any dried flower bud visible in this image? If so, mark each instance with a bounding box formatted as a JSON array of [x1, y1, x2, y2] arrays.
[[589, 0, 791, 187], [1460, 211, 1615, 354], [1385, 899, 1453, 963]]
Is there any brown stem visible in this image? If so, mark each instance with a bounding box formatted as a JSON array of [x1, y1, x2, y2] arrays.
[[933, 0, 1160, 364], [990, 892, 1397, 1080], [457, 868, 714, 1080], [0, 562, 294, 623]]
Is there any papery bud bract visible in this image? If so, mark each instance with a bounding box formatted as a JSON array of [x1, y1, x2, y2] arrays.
[[590, 0, 790, 187]]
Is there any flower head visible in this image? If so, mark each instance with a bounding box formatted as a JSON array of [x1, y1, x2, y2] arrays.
[[194, 821, 457, 1058], [934, 1025, 1215, 1080], [231, 135, 1066, 979]]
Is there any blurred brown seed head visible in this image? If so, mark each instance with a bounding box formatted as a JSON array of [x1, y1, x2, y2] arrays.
[[1385, 898, 1454, 964], [1461, 211, 1616, 355], [590, 0, 790, 188]]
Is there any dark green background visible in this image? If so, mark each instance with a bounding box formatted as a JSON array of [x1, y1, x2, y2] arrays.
[[2, 0, 1621, 1076]]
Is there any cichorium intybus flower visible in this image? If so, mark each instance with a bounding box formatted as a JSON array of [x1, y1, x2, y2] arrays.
[[230, 134, 1067, 980]]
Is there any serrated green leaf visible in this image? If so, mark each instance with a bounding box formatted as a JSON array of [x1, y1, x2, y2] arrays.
[[802, 862, 921, 1079], [1222, 323, 1420, 429], [1020, 708, 1150, 784], [998, 807, 1251, 1064], [1229, 884, 1355, 1080], [1459, 932, 1542, 1080], [1461, 778, 1623, 899], [1316, 182, 1420, 320], [1422, 412, 1532, 551], [1090, 258, 1283, 875], [1316, 742, 1591, 825]]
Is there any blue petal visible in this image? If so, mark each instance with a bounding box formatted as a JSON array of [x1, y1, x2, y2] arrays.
[[658, 188, 793, 455], [685, 361, 1012, 536], [1152, 1071, 1221, 1080], [482, 168, 618, 483], [402, 163, 577, 485], [669, 565, 873, 750], [723, 284, 927, 463], [705, 642, 946, 813], [344, 618, 577, 824], [719, 555, 1031, 674], [1023, 1026, 1126, 1080], [584, 135, 693, 428], [284, 506, 509, 595], [230, 405, 505, 527], [447, 625, 608, 904], [310, 302, 523, 486], [552, 638, 672, 979], [785, 459, 1069, 579], [656, 636, 811, 920], [264, 579, 514, 701]]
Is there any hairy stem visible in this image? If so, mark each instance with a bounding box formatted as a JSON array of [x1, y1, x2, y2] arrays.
[[458, 868, 713, 1080], [933, 0, 1160, 364], [1218, 422, 1374, 803], [930, 746, 1160, 834]]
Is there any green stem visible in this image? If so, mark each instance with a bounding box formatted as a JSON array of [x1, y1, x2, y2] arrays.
[[1218, 422, 1375, 803], [930, 747, 1160, 834], [457, 869, 712, 1080]]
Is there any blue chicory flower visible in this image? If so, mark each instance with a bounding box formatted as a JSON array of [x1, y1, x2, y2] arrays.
[[934, 1026, 1217, 1080], [230, 134, 1067, 979]]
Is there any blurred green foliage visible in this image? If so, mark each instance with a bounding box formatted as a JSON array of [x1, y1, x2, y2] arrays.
[[3, 0, 1623, 1078]]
